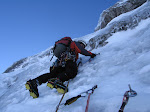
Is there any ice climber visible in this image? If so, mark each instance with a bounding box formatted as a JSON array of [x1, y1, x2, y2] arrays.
[[25, 37, 96, 98]]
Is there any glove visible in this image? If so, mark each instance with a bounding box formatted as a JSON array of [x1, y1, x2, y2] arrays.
[[91, 53, 96, 58]]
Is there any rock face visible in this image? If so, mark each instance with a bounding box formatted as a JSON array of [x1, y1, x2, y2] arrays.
[[88, 0, 150, 49], [95, 0, 147, 31]]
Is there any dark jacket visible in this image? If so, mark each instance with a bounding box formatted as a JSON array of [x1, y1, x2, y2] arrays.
[[70, 41, 93, 61]]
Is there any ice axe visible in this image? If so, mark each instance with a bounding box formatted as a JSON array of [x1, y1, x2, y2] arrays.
[[119, 84, 137, 112]]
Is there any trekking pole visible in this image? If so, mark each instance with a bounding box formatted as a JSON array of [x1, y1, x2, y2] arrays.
[[55, 81, 69, 112], [119, 84, 137, 112]]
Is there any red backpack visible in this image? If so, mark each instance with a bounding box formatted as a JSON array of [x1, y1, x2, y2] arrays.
[[55, 37, 72, 46], [53, 37, 72, 58]]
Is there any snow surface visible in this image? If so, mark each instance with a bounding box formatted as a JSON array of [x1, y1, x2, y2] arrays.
[[107, 1, 150, 26], [1, 8, 150, 112], [118, 0, 128, 4]]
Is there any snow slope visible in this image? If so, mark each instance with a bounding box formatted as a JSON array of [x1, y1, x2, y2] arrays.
[[1, 5, 150, 112]]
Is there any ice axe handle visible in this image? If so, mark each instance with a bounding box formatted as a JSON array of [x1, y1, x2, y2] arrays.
[[64, 95, 82, 105]]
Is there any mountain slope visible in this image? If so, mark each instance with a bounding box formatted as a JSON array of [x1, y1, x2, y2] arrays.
[[1, 1, 150, 112]]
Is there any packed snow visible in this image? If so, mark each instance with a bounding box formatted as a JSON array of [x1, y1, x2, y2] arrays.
[[1, 7, 150, 112], [118, 0, 128, 4]]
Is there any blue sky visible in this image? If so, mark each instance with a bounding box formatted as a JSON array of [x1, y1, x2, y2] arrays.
[[0, 0, 119, 73]]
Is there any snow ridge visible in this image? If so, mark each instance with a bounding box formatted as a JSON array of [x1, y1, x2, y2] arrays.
[[1, 1, 150, 112]]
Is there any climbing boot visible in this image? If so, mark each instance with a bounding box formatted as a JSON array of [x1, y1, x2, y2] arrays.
[[47, 78, 68, 94], [25, 79, 39, 98]]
